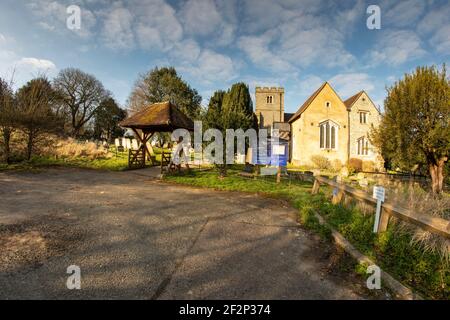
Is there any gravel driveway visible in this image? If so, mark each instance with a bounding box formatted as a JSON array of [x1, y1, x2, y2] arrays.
[[0, 168, 383, 299]]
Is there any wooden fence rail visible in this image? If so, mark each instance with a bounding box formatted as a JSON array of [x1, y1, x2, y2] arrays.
[[311, 176, 450, 239]]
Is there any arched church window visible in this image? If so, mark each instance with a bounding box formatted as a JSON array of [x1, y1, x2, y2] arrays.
[[319, 121, 338, 150]]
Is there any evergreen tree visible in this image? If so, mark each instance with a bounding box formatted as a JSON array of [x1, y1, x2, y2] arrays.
[[371, 65, 450, 193], [203, 84, 255, 176], [93, 97, 127, 142]]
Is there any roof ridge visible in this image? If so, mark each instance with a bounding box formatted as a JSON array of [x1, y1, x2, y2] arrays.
[[288, 82, 327, 123], [343, 91, 364, 109]]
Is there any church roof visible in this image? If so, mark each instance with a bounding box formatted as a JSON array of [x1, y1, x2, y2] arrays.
[[284, 112, 295, 122], [288, 82, 328, 123], [343, 91, 364, 110]]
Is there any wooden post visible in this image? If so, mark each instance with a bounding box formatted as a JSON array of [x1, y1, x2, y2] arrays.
[[161, 149, 164, 175], [332, 188, 345, 205], [378, 207, 390, 232], [276, 166, 281, 184], [312, 179, 320, 194], [131, 129, 154, 166]]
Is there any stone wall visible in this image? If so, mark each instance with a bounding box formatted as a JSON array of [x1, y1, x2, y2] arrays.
[[255, 87, 284, 128], [290, 83, 349, 166], [348, 92, 384, 170]]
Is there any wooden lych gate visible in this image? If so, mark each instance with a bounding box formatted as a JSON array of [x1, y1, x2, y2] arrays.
[[119, 101, 194, 172], [127, 130, 156, 169]]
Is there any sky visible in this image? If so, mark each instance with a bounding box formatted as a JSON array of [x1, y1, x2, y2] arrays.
[[0, 0, 449, 113]]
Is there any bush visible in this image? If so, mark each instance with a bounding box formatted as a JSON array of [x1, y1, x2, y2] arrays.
[[362, 160, 376, 172], [44, 138, 111, 160], [311, 155, 331, 169], [347, 158, 362, 173], [331, 159, 343, 172]]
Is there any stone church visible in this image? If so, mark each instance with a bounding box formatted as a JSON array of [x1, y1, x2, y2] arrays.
[[254, 83, 383, 169]]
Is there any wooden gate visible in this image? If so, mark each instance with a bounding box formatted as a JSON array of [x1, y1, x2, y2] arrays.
[[128, 149, 145, 169]]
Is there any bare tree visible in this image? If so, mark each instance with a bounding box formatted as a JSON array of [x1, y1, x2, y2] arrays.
[[16, 77, 62, 160], [53, 68, 107, 137], [0, 77, 16, 163]]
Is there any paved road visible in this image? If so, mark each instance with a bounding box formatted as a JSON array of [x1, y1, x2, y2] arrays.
[[0, 168, 379, 299]]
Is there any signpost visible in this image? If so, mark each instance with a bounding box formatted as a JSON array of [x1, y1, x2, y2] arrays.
[[372, 186, 385, 233]]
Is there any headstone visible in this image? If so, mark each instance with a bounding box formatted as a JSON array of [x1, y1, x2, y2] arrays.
[[340, 166, 349, 177], [132, 139, 139, 150], [359, 178, 369, 188]]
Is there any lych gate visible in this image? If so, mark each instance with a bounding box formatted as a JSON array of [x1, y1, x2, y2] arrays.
[[119, 101, 194, 172]]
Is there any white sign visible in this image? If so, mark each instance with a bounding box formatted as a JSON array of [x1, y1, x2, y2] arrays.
[[272, 145, 285, 155], [372, 186, 385, 202], [372, 186, 385, 233]]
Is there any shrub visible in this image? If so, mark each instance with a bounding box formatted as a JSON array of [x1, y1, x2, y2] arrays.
[[347, 158, 362, 173], [331, 159, 343, 172], [311, 155, 331, 169], [362, 160, 376, 172], [44, 138, 111, 160]]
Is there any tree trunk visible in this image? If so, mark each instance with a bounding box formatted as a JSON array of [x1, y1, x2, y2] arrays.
[[429, 157, 447, 194], [2, 128, 12, 164], [26, 131, 34, 161]]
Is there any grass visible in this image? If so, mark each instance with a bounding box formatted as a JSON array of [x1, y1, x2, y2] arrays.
[[0, 155, 129, 172], [0, 146, 174, 172], [165, 167, 450, 299]]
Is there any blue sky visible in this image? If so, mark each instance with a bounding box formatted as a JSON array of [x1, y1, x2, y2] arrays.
[[0, 0, 449, 113]]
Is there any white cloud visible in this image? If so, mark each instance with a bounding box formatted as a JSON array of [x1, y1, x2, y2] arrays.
[[368, 30, 426, 66], [237, 33, 292, 72], [15, 58, 58, 81], [179, 0, 236, 46], [180, 0, 222, 36], [17, 58, 57, 71], [418, 3, 450, 54], [278, 15, 354, 68], [133, 0, 183, 51], [101, 5, 135, 50], [171, 39, 201, 63], [329, 73, 374, 99], [238, 13, 354, 72], [1, 55, 58, 88], [28, 0, 96, 38], [295, 75, 324, 97], [241, 0, 324, 33], [430, 24, 450, 54], [333, 0, 365, 35], [383, 0, 426, 27], [179, 49, 237, 84]]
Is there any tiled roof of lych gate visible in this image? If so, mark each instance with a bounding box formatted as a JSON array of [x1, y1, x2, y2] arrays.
[[120, 101, 194, 131]]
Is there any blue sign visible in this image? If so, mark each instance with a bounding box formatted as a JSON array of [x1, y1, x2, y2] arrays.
[[252, 138, 289, 166]]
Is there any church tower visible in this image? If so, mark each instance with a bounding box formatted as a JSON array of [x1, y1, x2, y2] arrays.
[[255, 87, 285, 129]]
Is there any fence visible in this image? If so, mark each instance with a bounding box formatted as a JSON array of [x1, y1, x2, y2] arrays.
[[311, 175, 450, 239]]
